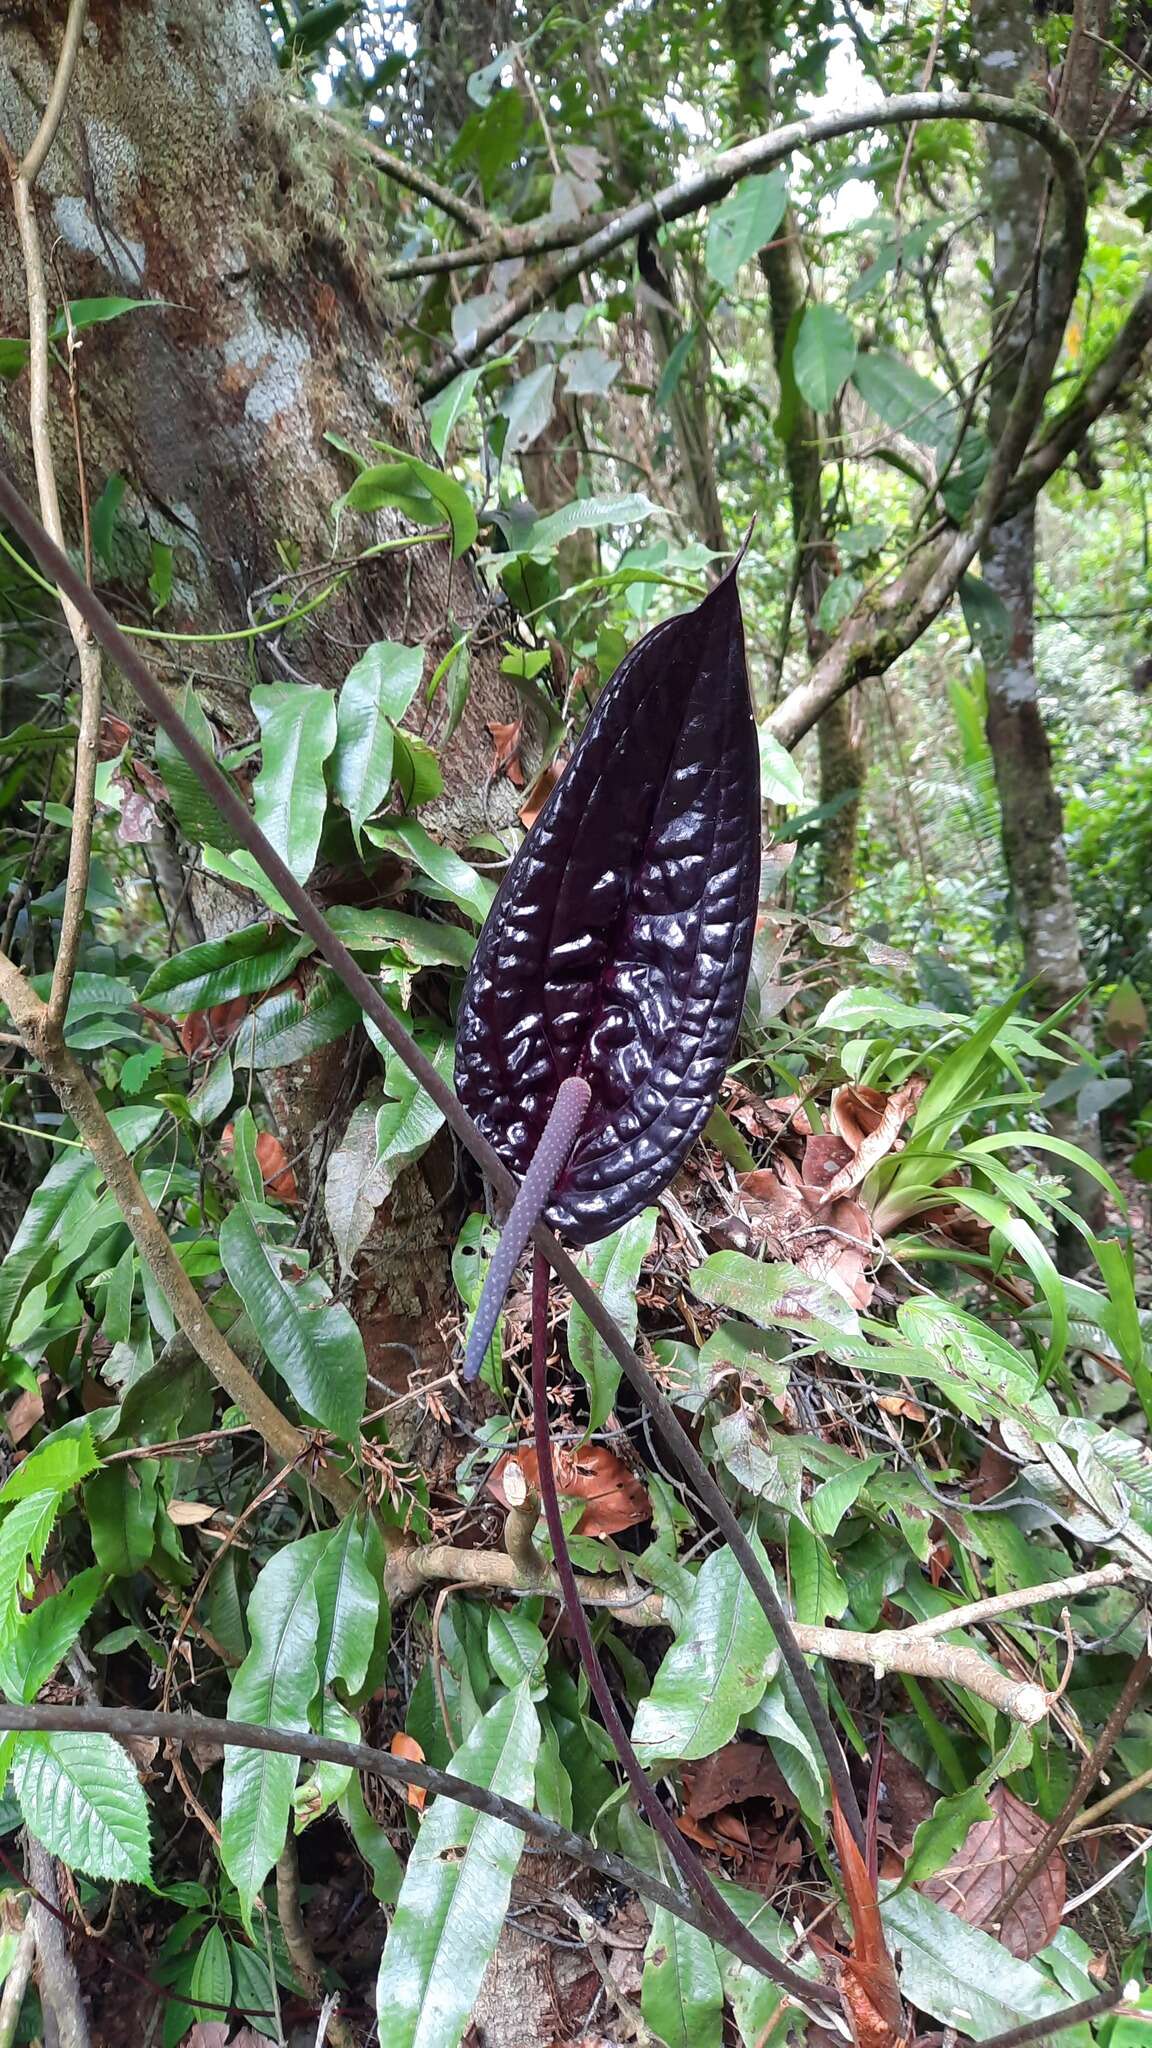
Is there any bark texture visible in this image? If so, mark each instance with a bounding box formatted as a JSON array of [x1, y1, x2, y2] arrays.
[[727, 0, 866, 912], [0, 1, 527, 1371], [973, 0, 1103, 1217]]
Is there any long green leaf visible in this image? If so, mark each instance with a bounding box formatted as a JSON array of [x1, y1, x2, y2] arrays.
[[375, 1685, 540, 2048], [220, 1543, 321, 1915], [567, 1207, 657, 1431], [881, 1886, 1083, 2038], [141, 924, 312, 1014], [632, 1538, 777, 1763], [218, 1207, 366, 1439], [250, 683, 337, 885], [333, 641, 424, 842], [155, 684, 242, 853]]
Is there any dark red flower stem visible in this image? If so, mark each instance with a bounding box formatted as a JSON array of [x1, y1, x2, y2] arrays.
[[463, 1076, 592, 1382], [530, 1248, 823, 2001]]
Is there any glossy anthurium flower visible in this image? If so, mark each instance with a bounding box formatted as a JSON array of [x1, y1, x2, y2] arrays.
[[456, 548, 760, 1378]]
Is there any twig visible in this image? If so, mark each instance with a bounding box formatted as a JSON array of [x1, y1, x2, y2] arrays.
[[26, 1839, 89, 2048], [0, 1912, 34, 2048], [0, 1700, 837, 2010], [419, 91, 1084, 395], [316, 108, 489, 234], [0, 950, 360, 1521], [14, 0, 87, 185], [276, 1841, 355, 2048], [1063, 1830, 1151, 1915], [1068, 1760, 1152, 1835], [0, 474, 870, 1868], [3, 4, 102, 1031], [896, 1564, 1128, 1639], [381, 209, 614, 281], [993, 1641, 1151, 1929], [391, 1542, 1053, 1722]]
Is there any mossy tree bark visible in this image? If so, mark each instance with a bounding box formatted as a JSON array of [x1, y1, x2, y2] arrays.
[[0, 1, 526, 1377]]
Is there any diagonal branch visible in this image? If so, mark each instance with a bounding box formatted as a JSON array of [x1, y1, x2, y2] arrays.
[[0, 951, 360, 1522], [418, 90, 1084, 397], [0, 464, 866, 1855], [316, 108, 490, 235]]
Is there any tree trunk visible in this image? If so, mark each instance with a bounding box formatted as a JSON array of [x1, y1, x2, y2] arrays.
[[0, 0, 524, 1217], [726, 0, 866, 913], [972, 0, 1103, 1223]]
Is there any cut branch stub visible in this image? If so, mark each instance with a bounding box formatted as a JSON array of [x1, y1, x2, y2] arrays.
[[456, 551, 760, 1248]]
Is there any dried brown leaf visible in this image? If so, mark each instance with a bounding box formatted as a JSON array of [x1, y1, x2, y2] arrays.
[[921, 1781, 1065, 1958]]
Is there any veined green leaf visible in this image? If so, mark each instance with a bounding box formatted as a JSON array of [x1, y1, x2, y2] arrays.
[[0, 1492, 63, 1619], [220, 1544, 322, 1915], [793, 303, 858, 413], [326, 903, 474, 967], [0, 1567, 104, 1705], [0, 1422, 98, 1503], [155, 684, 242, 853], [376, 1685, 540, 2048], [188, 1924, 231, 2026], [250, 683, 337, 885], [364, 817, 495, 923], [333, 641, 424, 842], [567, 1207, 658, 1431], [788, 1521, 848, 1625], [218, 1206, 366, 1439], [140, 924, 312, 1015], [705, 172, 788, 288], [359, 443, 478, 558], [632, 1536, 777, 1763], [13, 1731, 151, 1882], [881, 1885, 1082, 2038]]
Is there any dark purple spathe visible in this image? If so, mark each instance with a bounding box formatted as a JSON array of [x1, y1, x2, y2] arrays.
[[455, 553, 760, 1246]]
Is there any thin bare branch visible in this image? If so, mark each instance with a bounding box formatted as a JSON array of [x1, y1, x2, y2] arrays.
[[16, 0, 86, 185], [316, 107, 490, 234], [896, 1563, 1128, 1639], [4, 6, 102, 1032], [418, 90, 1084, 397], [0, 1700, 838, 2010]]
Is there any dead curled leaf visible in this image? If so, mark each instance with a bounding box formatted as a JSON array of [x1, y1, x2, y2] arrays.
[[738, 1159, 874, 1311], [390, 1730, 427, 1810], [823, 1078, 925, 1204], [219, 1124, 299, 1203], [920, 1781, 1065, 1959], [487, 1443, 650, 1537]]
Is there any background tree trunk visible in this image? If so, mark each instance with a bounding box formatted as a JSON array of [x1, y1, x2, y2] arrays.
[[727, 0, 867, 914], [0, 0, 525, 1388], [972, 0, 1104, 1225]]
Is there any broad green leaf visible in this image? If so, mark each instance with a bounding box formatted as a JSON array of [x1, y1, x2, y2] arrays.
[[309, 1515, 383, 1704], [902, 1786, 993, 1886], [567, 1208, 658, 1431], [486, 1609, 547, 1692], [220, 1544, 321, 1915], [0, 1492, 62, 1619], [716, 1877, 823, 2047], [0, 1567, 104, 1704], [51, 296, 161, 338], [140, 924, 312, 1014], [0, 1423, 98, 1502], [250, 683, 337, 885], [189, 1924, 231, 2026], [560, 345, 619, 397], [333, 641, 424, 840], [326, 903, 473, 967], [758, 728, 804, 807], [705, 172, 788, 288], [809, 1457, 881, 1537], [199, 845, 295, 918], [748, 1678, 826, 1822], [500, 363, 557, 455], [85, 1463, 161, 1578], [632, 1537, 777, 1763], [498, 491, 656, 562], [881, 1885, 1082, 2038], [353, 444, 478, 558], [364, 817, 495, 923], [391, 729, 444, 809], [692, 1250, 861, 1344], [218, 1206, 366, 1439], [232, 966, 362, 1070], [13, 1731, 151, 1881], [642, 1900, 724, 2048], [155, 685, 242, 853], [424, 365, 487, 459], [793, 303, 858, 413], [341, 1774, 404, 1904], [788, 1521, 848, 1624], [376, 1686, 540, 2048], [294, 1694, 358, 1830], [851, 349, 988, 519]]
